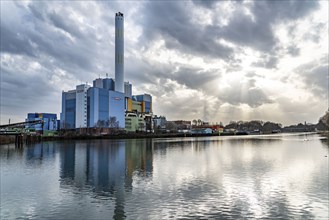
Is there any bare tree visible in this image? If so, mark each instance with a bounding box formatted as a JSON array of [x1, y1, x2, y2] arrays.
[[108, 117, 119, 129], [165, 121, 178, 132], [96, 120, 106, 128], [319, 111, 329, 129]]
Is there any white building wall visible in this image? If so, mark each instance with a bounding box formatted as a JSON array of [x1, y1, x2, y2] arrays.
[[75, 84, 90, 128]]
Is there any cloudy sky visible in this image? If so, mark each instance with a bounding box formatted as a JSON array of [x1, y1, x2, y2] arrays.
[[1, 0, 328, 125]]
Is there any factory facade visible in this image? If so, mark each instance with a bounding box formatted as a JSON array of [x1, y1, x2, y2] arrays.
[[60, 12, 152, 130], [26, 113, 59, 134]]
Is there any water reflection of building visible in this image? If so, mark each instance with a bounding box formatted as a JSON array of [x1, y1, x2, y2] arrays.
[[0, 142, 57, 165], [126, 139, 153, 179], [58, 139, 153, 218], [60, 142, 75, 180], [25, 142, 56, 166]]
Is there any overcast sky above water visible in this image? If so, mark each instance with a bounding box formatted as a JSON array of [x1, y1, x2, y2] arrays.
[[0, 0, 328, 125]]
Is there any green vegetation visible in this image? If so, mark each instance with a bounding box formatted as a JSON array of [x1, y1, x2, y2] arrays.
[[224, 120, 282, 133], [317, 111, 329, 135]]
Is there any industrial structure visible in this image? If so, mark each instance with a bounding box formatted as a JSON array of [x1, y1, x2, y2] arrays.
[[60, 12, 153, 131], [26, 113, 59, 134], [115, 12, 124, 93]]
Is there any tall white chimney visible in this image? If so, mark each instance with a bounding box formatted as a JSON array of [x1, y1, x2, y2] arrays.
[[115, 12, 124, 93]]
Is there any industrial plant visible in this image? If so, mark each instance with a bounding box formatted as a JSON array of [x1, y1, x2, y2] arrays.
[[60, 12, 153, 132]]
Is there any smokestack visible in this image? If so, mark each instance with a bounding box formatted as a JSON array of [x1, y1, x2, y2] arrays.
[[115, 12, 124, 93]]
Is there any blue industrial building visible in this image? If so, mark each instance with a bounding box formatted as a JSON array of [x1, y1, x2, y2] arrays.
[[26, 113, 58, 133], [103, 78, 115, 91], [86, 85, 125, 128], [62, 77, 125, 129], [61, 90, 76, 129]]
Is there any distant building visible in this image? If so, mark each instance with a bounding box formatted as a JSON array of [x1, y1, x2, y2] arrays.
[[153, 115, 166, 129], [124, 82, 132, 98], [61, 90, 76, 129], [93, 78, 103, 88], [132, 94, 152, 113], [190, 128, 212, 134], [61, 84, 90, 129], [75, 84, 90, 128], [125, 113, 145, 132], [26, 113, 58, 134], [171, 120, 191, 130], [193, 124, 223, 132]]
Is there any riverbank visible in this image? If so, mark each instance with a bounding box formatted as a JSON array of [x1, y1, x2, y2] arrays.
[[0, 132, 220, 145], [1, 131, 328, 145], [43, 132, 221, 141], [0, 135, 15, 145], [318, 131, 329, 138]]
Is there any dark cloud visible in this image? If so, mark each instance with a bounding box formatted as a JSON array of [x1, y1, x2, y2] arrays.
[[139, 1, 234, 60], [27, 2, 46, 21], [252, 0, 319, 21], [219, 0, 319, 53], [0, 23, 37, 57], [48, 11, 83, 39], [1, 1, 119, 83], [220, 12, 276, 52], [172, 67, 220, 91], [125, 58, 172, 87], [126, 58, 220, 96], [191, 0, 218, 9], [295, 59, 329, 98], [1, 63, 60, 121]]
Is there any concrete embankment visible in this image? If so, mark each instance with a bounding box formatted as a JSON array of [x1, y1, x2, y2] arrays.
[[1, 133, 221, 145]]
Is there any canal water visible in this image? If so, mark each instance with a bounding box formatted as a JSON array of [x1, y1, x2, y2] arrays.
[[1, 133, 328, 219]]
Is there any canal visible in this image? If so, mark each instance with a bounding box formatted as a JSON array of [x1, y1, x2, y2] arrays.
[[1, 133, 328, 219]]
